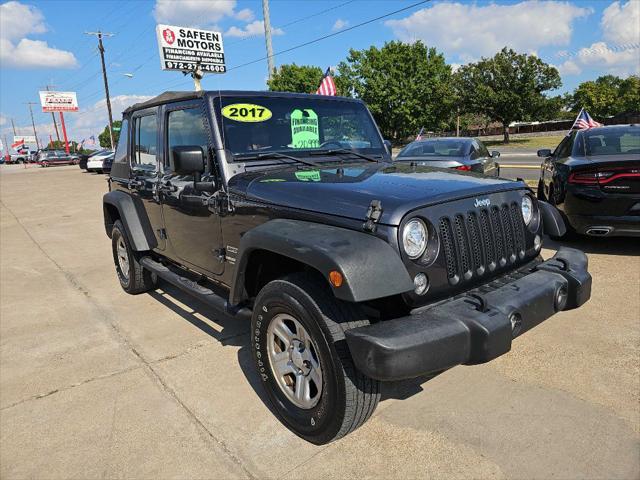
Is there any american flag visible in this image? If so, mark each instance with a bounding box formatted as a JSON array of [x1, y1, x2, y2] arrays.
[[415, 127, 425, 141], [316, 67, 337, 96], [571, 108, 603, 130]]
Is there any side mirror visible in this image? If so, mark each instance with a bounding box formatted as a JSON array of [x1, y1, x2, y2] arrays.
[[173, 146, 205, 175], [537, 149, 552, 158], [383, 139, 392, 155], [491, 150, 501, 158]]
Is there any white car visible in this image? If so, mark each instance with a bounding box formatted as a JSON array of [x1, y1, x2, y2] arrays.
[[86, 150, 114, 173]]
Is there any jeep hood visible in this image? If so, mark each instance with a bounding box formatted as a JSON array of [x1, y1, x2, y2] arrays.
[[228, 163, 523, 226]]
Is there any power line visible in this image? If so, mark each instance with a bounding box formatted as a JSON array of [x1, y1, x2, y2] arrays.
[[226, 0, 431, 73]]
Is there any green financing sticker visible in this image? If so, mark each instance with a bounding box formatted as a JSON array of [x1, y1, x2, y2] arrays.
[[290, 109, 319, 149], [295, 170, 321, 182]]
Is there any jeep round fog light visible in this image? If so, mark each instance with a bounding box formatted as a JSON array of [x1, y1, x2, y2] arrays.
[[402, 219, 428, 259], [521, 196, 534, 225], [413, 273, 429, 295], [534, 234, 542, 251]]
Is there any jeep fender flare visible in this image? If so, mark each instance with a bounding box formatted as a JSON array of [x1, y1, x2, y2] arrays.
[[229, 219, 414, 304], [103, 190, 157, 252]]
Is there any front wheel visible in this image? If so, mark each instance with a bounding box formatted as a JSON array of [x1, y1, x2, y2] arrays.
[[251, 273, 380, 444]]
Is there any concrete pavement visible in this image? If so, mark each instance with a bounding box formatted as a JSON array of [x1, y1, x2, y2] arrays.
[[1, 164, 638, 479]]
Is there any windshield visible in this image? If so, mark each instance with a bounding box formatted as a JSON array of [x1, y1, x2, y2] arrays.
[[215, 96, 383, 159], [578, 127, 640, 156], [397, 139, 470, 159]]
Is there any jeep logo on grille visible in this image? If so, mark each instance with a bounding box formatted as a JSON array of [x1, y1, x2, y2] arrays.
[[474, 198, 491, 208]]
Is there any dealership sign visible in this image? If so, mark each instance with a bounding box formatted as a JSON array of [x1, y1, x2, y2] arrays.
[[13, 135, 36, 144], [156, 24, 226, 73], [39, 91, 79, 112]]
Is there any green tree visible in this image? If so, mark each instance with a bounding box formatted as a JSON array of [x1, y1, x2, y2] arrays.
[[569, 75, 640, 118], [98, 120, 121, 148], [337, 41, 453, 142], [267, 64, 325, 93], [455, 48, 561, 143]]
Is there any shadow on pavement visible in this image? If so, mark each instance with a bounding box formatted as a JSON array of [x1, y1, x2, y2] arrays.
[[543, 235, 639, 256]]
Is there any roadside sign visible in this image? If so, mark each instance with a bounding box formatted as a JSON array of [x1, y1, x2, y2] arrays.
[[13, 135, 36, 143], [38, 91, 79, 112], [113, 126, 121, 132], [155, 24, 225, 73]]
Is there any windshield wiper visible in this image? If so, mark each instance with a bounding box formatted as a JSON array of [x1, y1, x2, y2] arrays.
[[310, 148, 380, 163], [237, 151, 321, 168]]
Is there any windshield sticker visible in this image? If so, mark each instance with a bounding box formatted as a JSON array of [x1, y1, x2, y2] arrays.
[[221, 103, 272, 122], [290, 109, 319, 149], [295, 170, 321, 182]]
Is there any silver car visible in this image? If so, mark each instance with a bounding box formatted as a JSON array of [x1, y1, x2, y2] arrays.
[[395, 137, 501, 176]]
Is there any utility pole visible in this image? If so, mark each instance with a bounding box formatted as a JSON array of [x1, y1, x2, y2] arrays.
[[262, 0, 275, 79], [10, 118, 16, 136], [41, 84, 61, 142], [85, 31, 115, 149], [24, 102, 41, 150]]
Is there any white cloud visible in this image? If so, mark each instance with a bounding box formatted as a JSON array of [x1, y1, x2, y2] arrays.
[[557, 41, 640, 76], [225, 20, 283, 38], [71, 95, 152, 141], [385, 1, 591, 62], [0, 114, 7, 126], [0, 1, 77, 69], [235, 8, 255, 22], [154, 0, 236, 28], [333, 19, 349, 31], [1, 38, 77, 68], [601, 1, 640, 45], [0, 1, 46, 41]]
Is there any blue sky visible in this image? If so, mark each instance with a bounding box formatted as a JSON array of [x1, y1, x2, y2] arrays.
[[1, 0, 639, 146]]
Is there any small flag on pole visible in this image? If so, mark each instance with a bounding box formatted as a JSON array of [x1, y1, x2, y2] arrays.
[[316, 67, 337, 96], [570, 108, 603, 131], [11, 139, 24, 150], [415, 127, 425, 141], [89, 135, 96, 146]]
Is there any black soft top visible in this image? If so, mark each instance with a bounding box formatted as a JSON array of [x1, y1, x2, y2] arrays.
[[123, 90, 362, 114]]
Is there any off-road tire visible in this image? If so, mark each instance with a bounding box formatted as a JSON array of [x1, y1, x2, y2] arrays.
[[111, 220, 155, 294], [251, 272, 380, 444]]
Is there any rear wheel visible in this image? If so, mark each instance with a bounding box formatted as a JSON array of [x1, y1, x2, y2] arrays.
[[111, 220, 156, 294], [251, 272, 380, 444]]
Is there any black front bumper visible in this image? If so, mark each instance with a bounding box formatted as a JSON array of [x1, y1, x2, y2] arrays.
[[345, 247, 592, 381]]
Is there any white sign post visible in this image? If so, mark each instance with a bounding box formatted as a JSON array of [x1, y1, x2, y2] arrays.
[[38, 91, 78, 153], [156, 24, 226, 91], [38, 91, 79, 112]]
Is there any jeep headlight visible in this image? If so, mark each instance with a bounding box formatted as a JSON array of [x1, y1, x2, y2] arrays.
[[402, 219, 427, 259], [521, 196, 534, 226]]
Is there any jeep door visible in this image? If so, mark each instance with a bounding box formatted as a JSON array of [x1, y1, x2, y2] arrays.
[[129, 108, 166, 250], [159, 102, 224, 276]]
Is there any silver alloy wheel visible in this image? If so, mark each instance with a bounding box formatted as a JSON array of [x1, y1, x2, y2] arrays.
[[116, 236, 129, 280], [267, 313, 323, 409]]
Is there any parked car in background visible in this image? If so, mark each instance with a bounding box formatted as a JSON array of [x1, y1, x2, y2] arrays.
[[6, 149, 32, 164], [101, 152, 115, 174], [537, 124, 640, 238], [395, 138, 500, 176], [86, 149, 114, 173], [38, 150, 77, 167]]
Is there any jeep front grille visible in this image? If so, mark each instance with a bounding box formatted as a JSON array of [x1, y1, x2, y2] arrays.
[[439, 203, 526, 285]]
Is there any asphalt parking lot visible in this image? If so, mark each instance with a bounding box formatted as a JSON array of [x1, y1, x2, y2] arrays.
[[1, 164, 639, 479]]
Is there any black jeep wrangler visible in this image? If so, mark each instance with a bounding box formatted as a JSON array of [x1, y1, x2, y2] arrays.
[[103, 91, 591, 444]]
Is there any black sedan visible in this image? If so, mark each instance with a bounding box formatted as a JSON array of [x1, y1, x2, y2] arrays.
[[394, 137, 500, 176], [537, 124, 640, 238]]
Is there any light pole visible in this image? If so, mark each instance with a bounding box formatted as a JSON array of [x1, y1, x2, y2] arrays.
[[86, 31, 115, 148], [262, 0, 275, 79]]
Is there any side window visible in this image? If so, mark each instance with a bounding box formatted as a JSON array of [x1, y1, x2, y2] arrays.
[[554, 135, 573, 159], [470, 141, 480, 159], [167, 108, 209, 171], [133, 114, 158, 170], [477, 140, 490, 157], [113, 118, 129, 163]]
